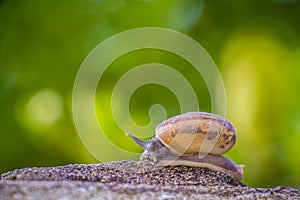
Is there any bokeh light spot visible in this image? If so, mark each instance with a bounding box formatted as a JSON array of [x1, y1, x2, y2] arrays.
[[25, 89, 63, 129]]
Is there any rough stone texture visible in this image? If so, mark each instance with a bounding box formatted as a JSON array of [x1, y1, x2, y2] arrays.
[[0, 160, 299, 199]]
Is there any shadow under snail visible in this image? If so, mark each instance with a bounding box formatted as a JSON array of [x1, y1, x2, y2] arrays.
[[126, 112, 244, 181]]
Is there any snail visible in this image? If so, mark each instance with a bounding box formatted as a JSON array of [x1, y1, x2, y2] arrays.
[[125, 112, 244, 181]]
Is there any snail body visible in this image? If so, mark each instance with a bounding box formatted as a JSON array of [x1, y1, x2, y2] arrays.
[[126, 112, 244, 180], [158, 154, 244, 181]]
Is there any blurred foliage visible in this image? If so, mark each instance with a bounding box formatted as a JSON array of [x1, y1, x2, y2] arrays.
[[1, 0, 300, 188]]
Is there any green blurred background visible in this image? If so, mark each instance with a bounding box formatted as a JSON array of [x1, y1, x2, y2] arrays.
[[1, 0, 300, 187]]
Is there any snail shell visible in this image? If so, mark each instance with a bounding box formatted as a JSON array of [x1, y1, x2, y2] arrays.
[[126, 112, 243, 181], [155, 112, 236, 156]]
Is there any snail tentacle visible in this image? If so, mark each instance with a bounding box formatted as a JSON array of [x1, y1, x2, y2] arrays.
[[125, 131, 169, 162], [125, 131, 150, 150]]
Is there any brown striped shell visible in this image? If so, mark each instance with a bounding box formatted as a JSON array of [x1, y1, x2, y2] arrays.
[[155, 112, 236, 156]]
